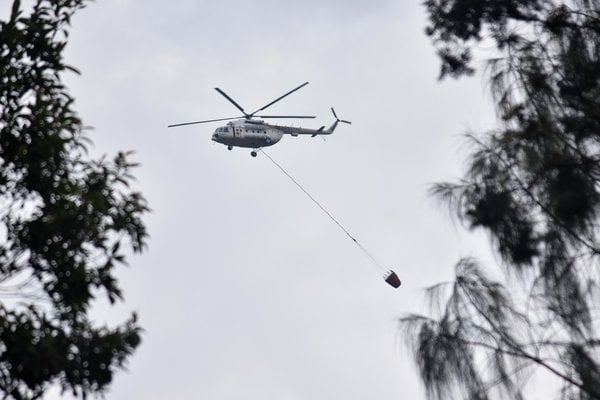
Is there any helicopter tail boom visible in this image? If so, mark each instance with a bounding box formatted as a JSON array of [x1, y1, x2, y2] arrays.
[[277, 108, 351, 136]]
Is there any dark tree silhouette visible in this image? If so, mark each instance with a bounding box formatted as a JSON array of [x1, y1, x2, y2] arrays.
[[0, 1, 148, 398], [401, 0, 600, 399]]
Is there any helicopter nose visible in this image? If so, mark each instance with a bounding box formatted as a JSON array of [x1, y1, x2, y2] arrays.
[[212, 133, 219, 141]]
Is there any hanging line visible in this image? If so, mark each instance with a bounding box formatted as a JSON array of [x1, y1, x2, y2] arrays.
[[259, 149, 387, 273]]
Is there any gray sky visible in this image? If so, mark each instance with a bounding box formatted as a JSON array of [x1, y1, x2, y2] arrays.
[[4, 1, 500, 399]]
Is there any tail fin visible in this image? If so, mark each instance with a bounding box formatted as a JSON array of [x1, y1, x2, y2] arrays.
[[311, 126, 326, 137], [326, 107, 352, 134]]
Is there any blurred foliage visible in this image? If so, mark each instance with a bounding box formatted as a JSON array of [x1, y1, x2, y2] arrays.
[[402, 0, 600, 399], [0, 0, 148, 398]]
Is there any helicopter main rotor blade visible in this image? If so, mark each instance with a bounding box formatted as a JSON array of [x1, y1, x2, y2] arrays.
[[255, 115, 316, 119], [167, 116, 243, 128], [250, 81, 309, 116], [214, 88, 248, 116]]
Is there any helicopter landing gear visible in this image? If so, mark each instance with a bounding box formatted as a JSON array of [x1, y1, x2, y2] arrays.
[[228, 145, 233, 151], [251, 150, 258, 157]]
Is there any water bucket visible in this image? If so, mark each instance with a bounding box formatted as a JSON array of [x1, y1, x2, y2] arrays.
[[384, 270, 401, 288]]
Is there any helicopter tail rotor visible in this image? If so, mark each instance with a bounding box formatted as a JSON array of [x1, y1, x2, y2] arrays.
[[324, 108, 351, 134], [331, 107, 351, 125]]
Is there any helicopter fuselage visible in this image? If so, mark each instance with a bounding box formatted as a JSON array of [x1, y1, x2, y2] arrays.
[[212, 120, 283, 149], [169, 82, 350, 156]]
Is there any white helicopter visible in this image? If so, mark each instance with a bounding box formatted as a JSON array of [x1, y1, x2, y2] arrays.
[[168, 82, 351, 157]]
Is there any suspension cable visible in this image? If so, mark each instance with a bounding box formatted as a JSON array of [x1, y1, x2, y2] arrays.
[[260, 149, 387, 272]]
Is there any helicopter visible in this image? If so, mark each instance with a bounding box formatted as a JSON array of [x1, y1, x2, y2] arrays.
[[168, 82, 351, 157]]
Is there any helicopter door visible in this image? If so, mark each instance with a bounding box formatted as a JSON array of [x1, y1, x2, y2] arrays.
[[234, 127, 242, 138]]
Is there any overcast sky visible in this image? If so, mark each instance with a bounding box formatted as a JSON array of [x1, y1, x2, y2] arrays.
[[3, 1, 502, 399]]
